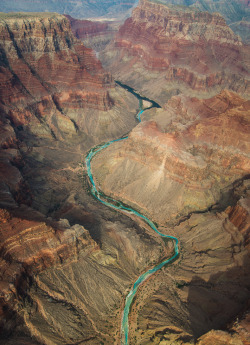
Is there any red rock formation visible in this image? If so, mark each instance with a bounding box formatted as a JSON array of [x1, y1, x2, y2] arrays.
[[0, 13, 139, 340], [101, 0, 250, 102], [0, 13, 114, 138]]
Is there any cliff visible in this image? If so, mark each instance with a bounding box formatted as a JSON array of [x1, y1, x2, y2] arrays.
[[101, 0, 250, 103], [0, 13, 118, 137], [0, 9, 249, 345]]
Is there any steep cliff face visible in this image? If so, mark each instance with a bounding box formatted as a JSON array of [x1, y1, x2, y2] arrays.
[[0, 9, 249, 345], [151, 0, 250, 25], [0, 13, 130, 141], [0, 206, 96, 335], [92, 90, 250, 225], [101, 0, 250, 103]]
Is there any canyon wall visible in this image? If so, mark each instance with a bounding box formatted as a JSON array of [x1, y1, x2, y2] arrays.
[[101, 0, 250, 103], [0, 12, 139, 144], [147, 0, 250, 44]]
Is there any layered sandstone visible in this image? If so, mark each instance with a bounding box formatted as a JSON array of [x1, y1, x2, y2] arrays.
[[101, 0, 250, 103], [0, 8, 249, 345], [92, 90, 250, 225]]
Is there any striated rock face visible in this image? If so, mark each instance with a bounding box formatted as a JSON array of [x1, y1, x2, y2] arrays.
[[149, 0, 250, 44], [151, 0, 250, 35], [0, 8, 249, 345], [101, 0, 250, 103], [92, 90, 250, 225], [0, 12, 141, 146], [0, 11, 139, 219], [0, 13, 123, 140]]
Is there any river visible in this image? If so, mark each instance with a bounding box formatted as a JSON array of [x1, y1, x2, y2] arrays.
[[85, 83, 179, 345]]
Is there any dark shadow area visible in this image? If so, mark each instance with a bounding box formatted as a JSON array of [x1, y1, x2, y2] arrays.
[[186, 254, 250, 340], [115, 80, 162, 109], [0, 335, 41, 345]]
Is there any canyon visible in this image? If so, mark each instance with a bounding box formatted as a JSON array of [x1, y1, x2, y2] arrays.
[[0, 1, 249, 345]]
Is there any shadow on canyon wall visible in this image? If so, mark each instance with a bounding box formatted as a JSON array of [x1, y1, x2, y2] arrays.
[[186, 254, 250, 340]]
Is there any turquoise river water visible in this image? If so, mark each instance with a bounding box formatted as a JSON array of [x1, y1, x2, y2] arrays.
[[85, 102, 179, 344]]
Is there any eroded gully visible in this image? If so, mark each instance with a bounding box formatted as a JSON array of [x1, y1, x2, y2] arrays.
[[85, 83, 179, 345]]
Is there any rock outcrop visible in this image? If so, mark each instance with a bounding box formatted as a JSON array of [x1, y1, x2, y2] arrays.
[[101, 0, 250, 103]]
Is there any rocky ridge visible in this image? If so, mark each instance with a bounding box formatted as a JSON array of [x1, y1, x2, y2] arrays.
[[126, 196, 250, 344]]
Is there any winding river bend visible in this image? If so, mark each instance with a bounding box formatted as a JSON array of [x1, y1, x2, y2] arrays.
[[85, 85, 179, 345]]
